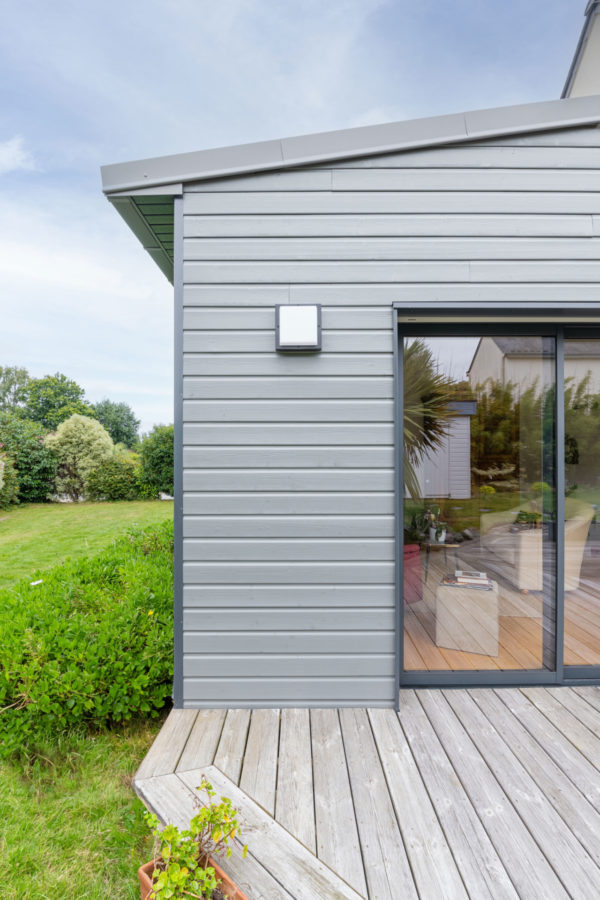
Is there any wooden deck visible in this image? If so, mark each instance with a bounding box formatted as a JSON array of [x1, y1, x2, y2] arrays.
[[135, 687, 600, 899]]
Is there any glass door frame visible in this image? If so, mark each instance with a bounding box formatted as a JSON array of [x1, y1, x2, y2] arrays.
[[394, 314, 575, 694]]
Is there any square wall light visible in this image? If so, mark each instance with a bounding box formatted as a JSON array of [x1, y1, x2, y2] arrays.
[[276, 305, 321, 351]]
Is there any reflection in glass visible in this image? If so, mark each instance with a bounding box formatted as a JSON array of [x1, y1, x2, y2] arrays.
[[564, 340, 600, 666], [403, 335, 557, 672]]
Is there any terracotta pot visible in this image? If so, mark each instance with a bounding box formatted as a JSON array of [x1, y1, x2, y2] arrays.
[[138, 857, 251, 900]]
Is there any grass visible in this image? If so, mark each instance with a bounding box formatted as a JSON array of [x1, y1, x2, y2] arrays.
[[1, 720, 163, 900], [0, 500, 173, 590], [1, 502, 173, 898]]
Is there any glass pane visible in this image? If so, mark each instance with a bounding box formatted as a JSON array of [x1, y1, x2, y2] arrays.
[[403, 334, 557, 672], [564, 339, 600, 666]]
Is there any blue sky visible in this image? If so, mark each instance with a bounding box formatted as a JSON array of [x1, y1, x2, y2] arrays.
[[0, 0, 585, 432]]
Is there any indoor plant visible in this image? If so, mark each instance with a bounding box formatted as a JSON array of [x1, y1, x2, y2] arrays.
[[139, 778, 250, 900]]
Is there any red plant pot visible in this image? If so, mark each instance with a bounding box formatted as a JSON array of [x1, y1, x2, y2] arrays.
[[138, 858, 251, 900]]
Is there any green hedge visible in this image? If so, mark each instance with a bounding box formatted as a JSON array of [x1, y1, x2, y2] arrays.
[[0, 521, 174, 758]]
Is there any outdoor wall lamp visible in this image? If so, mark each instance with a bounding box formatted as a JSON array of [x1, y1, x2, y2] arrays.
[[275, 305, 322, 351]]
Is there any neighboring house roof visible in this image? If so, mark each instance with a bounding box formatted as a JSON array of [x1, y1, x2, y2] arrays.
[[493, 337, 600, 357], [563, 1, 600, 98], [100, 94, 600, 283]]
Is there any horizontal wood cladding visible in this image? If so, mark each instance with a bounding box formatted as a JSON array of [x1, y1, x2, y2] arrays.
[[184, 236, 600, 261], [184, 284, 600, 305], [183, 562, 394, 584], [184, 654, 394, 677], [183, 260, 600, 284], [185, 214, 595, 238], [182, 584, 395, 604], [183, 399, 393, 421], [182, 423, 393, 445], [182, 678, 394, 704], [180, 125, 600, 707], [183, 631, 395, 653], [184, 191, 600, 216], [183, 515, 394, 538], [183, 470, 395, 491]]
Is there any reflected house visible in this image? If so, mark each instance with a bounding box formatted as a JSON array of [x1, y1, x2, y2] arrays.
[[468, 336, 600, 394], [414, 401, 476, 500]]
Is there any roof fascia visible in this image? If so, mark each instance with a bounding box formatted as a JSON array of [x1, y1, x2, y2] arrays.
[[563, 1, 600, 98], [101, 95, 600, 194]]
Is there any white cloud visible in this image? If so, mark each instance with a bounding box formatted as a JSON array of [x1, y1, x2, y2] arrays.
[[0, 136, 35, 175]]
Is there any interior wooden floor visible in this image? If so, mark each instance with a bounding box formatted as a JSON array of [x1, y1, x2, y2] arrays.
[[135, 688, 600, 899], [404, 549, 600, 671]]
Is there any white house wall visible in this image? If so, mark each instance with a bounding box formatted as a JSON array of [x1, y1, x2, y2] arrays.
[[180, 124, 600, 708]]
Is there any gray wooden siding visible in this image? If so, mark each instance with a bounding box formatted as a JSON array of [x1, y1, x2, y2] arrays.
[[181, 124, 600, 707]]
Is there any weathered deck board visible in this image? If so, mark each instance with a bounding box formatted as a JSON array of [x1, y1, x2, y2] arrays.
[[340, 708, 417, 899], [176, 707, 225, 771], [135, 709, 197, 779], [368, 707, 468, 899], [275, 708, 316, 852], [418, 689, 570, 899], [213, 708, 251, 782], [239, 707, 280, 814], [311, 708, 367, 897], [397, 691, 519, 900], [443, 689, 600, 898], [134, 688, 600, 899]]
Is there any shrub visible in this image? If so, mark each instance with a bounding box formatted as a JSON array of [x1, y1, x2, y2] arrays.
[[45, 414, 114, 500], [479, 484, 496, 496], [87, 453, 141, 501], [0, 412, 57, 503], [140, 425, 174, 497], [0, 521, 174, 758], [0, 452, 19, 508]]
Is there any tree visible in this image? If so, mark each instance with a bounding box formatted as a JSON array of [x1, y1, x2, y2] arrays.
[[45, 415, 114, 500], [24, 373, 95, 430], [0, 452, 19, 508], [0, 366, 29, 412], [403, 340, 452, 499], [140, 425, 174, 497], [87, 454, 141, 501], [93, 398, 140, 447], [0, 412, 57, 503]]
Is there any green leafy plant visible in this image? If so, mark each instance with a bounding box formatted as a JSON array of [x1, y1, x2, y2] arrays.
[[24, 373, 95, 430], [0, 412, 57, 502], [0, 450, 19, 508], [0, 521, 174, 759], [87, 453, 142, 501], [403, 340, 453, 499], [145, 778, 248, 899], [45, 414, 114, 500], [479, 484, 496, 496], [140, 425, 174, 497]]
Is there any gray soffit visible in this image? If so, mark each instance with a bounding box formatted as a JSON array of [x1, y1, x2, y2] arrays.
[[101, 95, 600, 194], [110, 194, 178, 284], [563, 1, 600, 98]]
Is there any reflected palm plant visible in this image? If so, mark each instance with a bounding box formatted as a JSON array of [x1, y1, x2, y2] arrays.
[[404, 339, 453, 499]]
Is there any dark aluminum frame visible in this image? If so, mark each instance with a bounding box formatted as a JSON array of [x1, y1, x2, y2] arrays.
[[173, 196, 184, 707], [392, 304, 600, 704]]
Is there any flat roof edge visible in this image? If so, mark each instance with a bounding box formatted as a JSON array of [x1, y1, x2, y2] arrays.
[[101, 95, 600, 194]]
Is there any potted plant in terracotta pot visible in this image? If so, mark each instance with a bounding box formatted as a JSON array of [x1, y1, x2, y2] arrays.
[[139, 778, 250, 900]]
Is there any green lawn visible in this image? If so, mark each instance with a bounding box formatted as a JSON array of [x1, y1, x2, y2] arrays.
[[1, 721, 162, 900], [0, 500, 173, 590], [1, 501, 172, 898]]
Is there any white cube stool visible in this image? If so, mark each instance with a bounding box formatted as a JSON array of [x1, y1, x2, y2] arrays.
[[435, 580, 499, 657]]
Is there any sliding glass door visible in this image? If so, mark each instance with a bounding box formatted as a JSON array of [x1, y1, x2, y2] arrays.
[[401, 329, 559, 680], [563, 335, 600, 674]]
